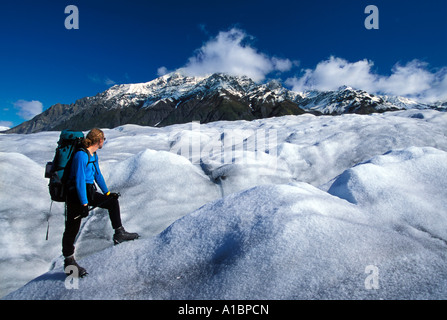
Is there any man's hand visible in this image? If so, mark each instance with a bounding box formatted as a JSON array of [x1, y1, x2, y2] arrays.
[[81, 204, 89, 218]]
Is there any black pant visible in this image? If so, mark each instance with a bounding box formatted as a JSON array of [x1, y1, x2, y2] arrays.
[[62, 184, 122, 257]]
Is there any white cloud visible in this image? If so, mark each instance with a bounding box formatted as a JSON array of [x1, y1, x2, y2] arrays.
[[13, 100, 43, 120], [272, 57, 295, 72], [104, 77, 116, 86], [157, 66, 170, 77], [0, 120, 12, 130], [88, 74, 116, 86], [286, 56, 447, 102], [178, 28, 293, 82], [376, 60, 434, 97], [286, 57, 376, 92]]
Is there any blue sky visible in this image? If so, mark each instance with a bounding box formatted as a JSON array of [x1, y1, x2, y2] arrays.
[[1, 0, 446, 128]]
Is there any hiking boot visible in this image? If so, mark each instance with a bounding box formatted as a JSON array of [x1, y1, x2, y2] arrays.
[[64, 255, 88, 278], [113, 226, 139, 245]]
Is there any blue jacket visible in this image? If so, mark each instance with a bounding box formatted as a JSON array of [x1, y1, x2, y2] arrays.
[[70, 150, 109, 205]]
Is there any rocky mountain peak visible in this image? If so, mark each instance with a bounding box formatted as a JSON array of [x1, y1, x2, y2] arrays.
[[5, 73, 443, 134]]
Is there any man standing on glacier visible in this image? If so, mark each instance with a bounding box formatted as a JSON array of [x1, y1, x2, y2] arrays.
[[62, 128, 139, 277]]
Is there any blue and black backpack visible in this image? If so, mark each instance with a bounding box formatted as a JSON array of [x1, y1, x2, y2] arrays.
[[45, 130, 84, 202]]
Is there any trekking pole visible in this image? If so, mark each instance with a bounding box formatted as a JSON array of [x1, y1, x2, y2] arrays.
[[45, 201, 53, 240], [73, 192, 121, 220]]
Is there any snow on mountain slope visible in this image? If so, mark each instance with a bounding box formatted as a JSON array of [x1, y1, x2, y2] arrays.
[[103, 73, 208, 108], [102, 73, 437, 115], [295, 86, 393, 114], [1, 109, 447, 299], [102, 73, 258, 109]]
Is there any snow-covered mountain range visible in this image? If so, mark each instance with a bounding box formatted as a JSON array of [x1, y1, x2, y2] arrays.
[[6, 73, 444, 134]]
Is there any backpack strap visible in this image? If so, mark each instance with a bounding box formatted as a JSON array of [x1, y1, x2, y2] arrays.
[[78, 148, 99, 173]]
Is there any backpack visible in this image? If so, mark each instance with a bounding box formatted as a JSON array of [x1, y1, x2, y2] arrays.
[[45, 130, 84, 202]]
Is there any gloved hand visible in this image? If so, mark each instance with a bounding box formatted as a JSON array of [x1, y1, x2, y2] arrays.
[[108, 192, 121, 199], [81, 205, 89, 218]]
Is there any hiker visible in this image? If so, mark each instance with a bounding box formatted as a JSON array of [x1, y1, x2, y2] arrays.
[[62, 128, 139, 276]]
